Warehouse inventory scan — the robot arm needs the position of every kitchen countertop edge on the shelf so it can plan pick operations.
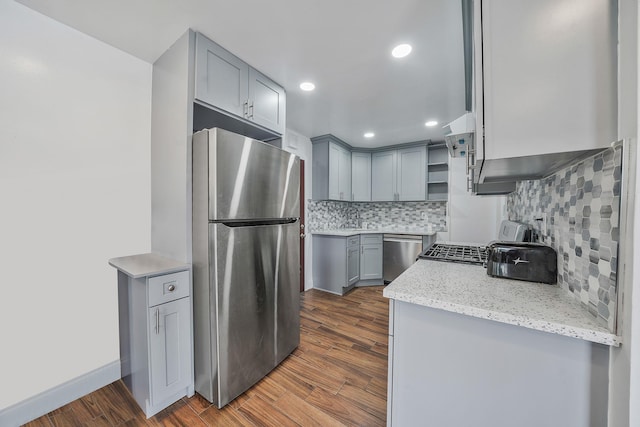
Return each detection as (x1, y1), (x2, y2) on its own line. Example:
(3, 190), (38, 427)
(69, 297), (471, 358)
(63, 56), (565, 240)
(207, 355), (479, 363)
(312, 229), (438, 237)
(383, 260), (621, 347)
(109, 253), (191, 279)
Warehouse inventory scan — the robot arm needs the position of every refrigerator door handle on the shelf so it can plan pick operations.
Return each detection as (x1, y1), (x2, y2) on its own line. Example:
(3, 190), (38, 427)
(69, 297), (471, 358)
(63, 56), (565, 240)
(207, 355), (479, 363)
(217, 218), (298, 228)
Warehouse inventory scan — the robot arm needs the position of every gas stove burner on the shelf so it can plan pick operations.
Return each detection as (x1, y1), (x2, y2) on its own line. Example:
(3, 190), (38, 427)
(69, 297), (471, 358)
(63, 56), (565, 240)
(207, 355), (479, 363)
(419, 243), (488, 265)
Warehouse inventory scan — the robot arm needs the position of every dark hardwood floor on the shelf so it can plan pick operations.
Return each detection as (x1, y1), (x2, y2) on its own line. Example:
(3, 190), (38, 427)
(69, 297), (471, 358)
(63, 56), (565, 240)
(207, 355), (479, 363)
(24, 287), (389, 426)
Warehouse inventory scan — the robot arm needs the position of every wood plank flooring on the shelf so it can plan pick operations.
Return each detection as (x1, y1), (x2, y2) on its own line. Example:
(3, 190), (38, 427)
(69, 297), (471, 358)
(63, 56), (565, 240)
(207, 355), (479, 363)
(24, 286), (389, 427)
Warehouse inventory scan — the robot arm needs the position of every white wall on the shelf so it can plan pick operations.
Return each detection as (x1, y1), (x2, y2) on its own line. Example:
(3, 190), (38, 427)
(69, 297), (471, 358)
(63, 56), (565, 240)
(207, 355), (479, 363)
(0, 1), (152, 410)
(608, 0), (639, 425)
(447, 156), (506, 243)
(283, 128), (314, 290)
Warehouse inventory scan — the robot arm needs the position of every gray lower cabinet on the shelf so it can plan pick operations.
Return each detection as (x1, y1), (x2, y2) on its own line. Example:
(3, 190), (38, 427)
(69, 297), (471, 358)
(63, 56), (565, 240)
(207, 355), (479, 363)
(387, 299), (609, 427)
(313, 235), (360, 295)
(359, 234), (383, 282)
(195, 32), (285, 135)
(347, 243), (360, 285)
(115, 267), (194, 418)
(148, 296), (192, 408)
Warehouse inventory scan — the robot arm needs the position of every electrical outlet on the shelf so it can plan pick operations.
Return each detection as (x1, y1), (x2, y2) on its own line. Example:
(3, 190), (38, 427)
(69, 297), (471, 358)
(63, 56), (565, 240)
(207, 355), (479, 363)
(421, 212), (428, 220)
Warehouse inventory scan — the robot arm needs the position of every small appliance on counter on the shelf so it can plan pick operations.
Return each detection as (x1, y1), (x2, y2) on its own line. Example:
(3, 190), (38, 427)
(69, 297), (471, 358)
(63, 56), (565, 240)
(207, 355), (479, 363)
(418, 219), (559, 285)
(497, 220), (530, 242)
(485, 242), (558, 284)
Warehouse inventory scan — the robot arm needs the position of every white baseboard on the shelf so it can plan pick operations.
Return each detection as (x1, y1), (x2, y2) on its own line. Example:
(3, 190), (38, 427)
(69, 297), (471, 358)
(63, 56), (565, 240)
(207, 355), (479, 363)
(0, 360), (120, 427)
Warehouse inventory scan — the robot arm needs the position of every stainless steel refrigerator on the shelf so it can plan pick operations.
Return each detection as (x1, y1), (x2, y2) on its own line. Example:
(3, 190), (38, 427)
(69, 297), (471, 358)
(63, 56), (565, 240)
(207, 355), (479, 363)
(191, 128), (300, 407)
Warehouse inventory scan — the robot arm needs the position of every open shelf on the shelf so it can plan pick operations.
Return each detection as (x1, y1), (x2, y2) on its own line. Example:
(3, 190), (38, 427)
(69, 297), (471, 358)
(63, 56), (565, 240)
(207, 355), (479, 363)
(427, 143), (450, 202)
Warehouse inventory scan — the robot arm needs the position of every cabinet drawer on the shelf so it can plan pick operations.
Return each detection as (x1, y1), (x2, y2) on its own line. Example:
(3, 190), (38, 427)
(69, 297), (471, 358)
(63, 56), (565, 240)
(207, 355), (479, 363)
(347, 236), (360, 247)
(148, 270), (190, 307)
(360, 234), (382, 245)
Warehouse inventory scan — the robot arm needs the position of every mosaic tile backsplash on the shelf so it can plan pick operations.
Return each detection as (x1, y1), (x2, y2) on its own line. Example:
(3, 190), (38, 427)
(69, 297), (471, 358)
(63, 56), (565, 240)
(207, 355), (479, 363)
(307, 200), (447, 232)
(507, 146), (622, 331)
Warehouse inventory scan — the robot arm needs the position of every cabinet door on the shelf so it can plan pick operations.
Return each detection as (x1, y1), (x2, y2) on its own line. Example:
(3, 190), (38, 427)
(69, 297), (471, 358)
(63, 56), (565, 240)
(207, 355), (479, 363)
(347, 246), (360, 286)
(481, 0), (616, 160)
(371, 150), (397, 201)
(328, 143), (342, 200)
(195, 33), (249, 118)
(248, 68), (286, 134)
(352, 152), (371, 201)
(397, 146), (426, 201)
(339, 148), (352, 201)
(360, 243), (383, 280)
(148, 297), (192, 406)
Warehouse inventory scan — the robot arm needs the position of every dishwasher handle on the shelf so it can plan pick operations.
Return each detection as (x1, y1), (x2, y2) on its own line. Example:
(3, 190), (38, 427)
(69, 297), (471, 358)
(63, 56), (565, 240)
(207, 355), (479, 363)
(383, 234), (423, 242)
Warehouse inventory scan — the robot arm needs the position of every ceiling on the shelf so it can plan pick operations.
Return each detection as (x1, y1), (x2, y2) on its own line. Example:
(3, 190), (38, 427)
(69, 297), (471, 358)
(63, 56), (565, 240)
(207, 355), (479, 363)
(16, 0), (466, 148)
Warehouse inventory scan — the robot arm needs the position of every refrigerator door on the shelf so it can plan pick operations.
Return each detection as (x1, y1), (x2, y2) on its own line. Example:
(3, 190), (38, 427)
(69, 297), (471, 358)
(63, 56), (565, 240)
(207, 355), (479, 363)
(203, 128), (300, 221)
(210, 220), (300, 407)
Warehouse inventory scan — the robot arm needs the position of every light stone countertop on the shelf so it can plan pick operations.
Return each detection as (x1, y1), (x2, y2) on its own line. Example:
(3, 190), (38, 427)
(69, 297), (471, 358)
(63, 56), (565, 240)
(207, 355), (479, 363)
(109, 253), (190, 278)
(383, 259), (621, 346)
(312, 228), (438, 237)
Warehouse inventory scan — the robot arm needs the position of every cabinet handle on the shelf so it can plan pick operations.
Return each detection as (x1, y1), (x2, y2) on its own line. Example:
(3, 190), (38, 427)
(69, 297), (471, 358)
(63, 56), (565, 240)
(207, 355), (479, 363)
(248, 100), (254, 119)
(243, 101), (249, 118)
(167, 284), (175, 292)
(155, 308), (160, 334)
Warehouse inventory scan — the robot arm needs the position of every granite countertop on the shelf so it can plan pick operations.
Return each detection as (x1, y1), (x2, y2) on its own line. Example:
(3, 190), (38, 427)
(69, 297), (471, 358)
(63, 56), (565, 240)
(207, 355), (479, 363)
(312, 228), (437, 236)
(383, 259), (620, 346)
(109, 253), (190, 278)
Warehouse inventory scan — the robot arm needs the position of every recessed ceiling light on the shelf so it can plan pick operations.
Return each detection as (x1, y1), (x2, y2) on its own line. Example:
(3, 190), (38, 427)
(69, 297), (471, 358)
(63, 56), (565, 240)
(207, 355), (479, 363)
(364, 132), (375, 138)
(300, 82), (315, 91)
(425, 120), (438, 127)
(391, 44), (412, 58)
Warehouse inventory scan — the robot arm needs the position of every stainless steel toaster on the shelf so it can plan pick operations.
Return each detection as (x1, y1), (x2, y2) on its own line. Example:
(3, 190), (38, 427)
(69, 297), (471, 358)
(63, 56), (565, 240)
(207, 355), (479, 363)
(485, 241), (558, 284)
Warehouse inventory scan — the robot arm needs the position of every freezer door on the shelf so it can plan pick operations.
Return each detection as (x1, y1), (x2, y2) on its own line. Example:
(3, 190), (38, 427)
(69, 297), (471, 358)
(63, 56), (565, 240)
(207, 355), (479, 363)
(211, 220), (300, 407)
(203, 128), (300, 221)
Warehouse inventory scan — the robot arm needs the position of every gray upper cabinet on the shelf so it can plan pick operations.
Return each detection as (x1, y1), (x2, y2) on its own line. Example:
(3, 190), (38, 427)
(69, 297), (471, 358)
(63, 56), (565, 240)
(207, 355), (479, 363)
(372, 146), (426, 201)
(371, 150), (397, 201)
(352, 152), (372, 201)
(195, 34), (248, 118)
(195, 33), (286, 135)
(248, 68), (286, 134)
(312, 136), (352, 201)
(397, 146), (426, 200)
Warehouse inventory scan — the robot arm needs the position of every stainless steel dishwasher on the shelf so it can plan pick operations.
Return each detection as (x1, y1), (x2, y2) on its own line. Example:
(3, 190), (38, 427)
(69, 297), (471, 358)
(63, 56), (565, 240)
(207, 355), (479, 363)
(383, 234), (436, 283)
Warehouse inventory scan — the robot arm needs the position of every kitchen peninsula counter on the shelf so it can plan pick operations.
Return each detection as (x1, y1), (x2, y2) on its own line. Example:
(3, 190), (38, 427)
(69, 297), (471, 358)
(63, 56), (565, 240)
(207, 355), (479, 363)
(383, 259), (619, 346)
(312, 228), (437, 237)
(384, 259), (614, 427)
